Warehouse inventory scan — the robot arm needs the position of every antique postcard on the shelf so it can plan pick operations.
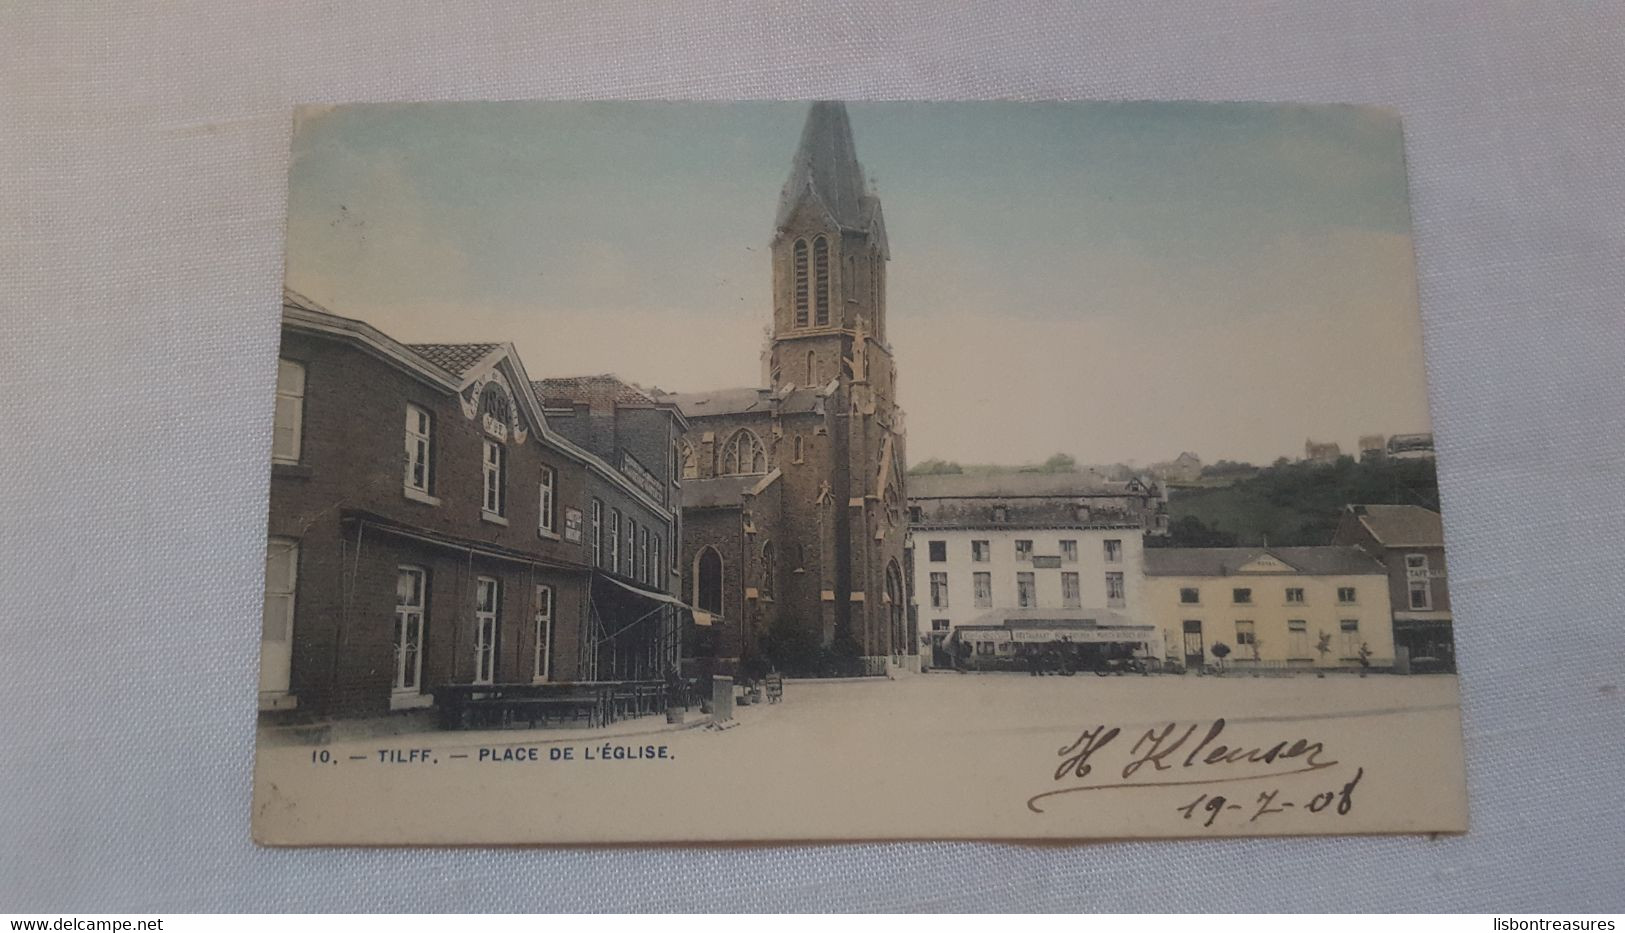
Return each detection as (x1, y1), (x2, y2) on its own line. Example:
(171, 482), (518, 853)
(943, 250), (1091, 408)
(252, 101), (1467, 844)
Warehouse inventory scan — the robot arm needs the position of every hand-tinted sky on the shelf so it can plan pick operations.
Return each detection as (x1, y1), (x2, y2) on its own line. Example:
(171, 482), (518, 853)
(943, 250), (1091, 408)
(284, 101), (1431, 466)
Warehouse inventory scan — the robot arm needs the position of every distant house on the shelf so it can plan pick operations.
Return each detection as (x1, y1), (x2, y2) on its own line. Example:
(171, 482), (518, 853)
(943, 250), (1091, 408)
(1151, 451), (1203, 484)
(1303, 439), (1342, 464)
(1385, 433), (1436, 461)
(1358, 434), (1387, 463)
(1333, 504), (1454, 672)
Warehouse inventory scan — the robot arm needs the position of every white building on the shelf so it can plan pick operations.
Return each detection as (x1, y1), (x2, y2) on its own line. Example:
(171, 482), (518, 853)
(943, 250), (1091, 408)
(906, 473), (1161, 670)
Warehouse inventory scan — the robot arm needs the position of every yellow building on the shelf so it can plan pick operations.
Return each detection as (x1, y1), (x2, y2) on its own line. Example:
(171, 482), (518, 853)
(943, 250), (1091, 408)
(1144, 547), (1395, 672)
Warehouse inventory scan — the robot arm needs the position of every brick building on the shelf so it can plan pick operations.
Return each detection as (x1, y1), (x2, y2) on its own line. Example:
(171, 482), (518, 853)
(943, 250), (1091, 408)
(655, 102), (910, 674)
(1333, 503), (1454, 672)
(261, 294), (683, 719)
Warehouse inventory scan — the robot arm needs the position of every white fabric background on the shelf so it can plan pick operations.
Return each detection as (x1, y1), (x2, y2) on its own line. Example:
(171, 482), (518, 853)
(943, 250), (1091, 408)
(3, 0), (1623, 913)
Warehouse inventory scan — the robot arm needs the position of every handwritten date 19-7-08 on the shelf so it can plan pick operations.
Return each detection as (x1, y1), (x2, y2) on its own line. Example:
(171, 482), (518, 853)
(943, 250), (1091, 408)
(1178, 767), (1364, 827)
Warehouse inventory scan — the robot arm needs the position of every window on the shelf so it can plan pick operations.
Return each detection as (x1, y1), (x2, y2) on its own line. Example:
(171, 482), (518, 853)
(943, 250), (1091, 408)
(1017, 572), (1037, 608)
(261, 537), (299, 702)
(608, 508), (621, 570)
(272, 358), (306, 464)
(1015, 539), (1033, 561)
(931, 619), (950, 632)
(679, 441), (698, 480)
(639, 526), (650, 584)
(992, 505), (1008, 523)
(1285, 587), (1305, 604)
(977, 641), (995, 656)
(760, 541), (775, 598)
(404, 404), (432, 493)
(1338, 586), (1357, 604)
(930, 572), (949, 609)
(908, 505), (922, 523)
(1106, 572), (1125, 607)
(537, 465), (555, 533)
(720, 429), (767, 475)
(973, 572), (992, 608)
(696, 547), (723, 614)
(1180, 587), (1200, 604)
(793, 239), (809, 327)
(1406, 554), (1432, 610)
(928, 540), (947, 562)
(793, 435), (804, 463)
(813, 236), (830, 326)
(393, 567), (427, 696)
(591, 499), (604, 567)
(1059, 540), (1078, 563)
(481, 440), (505, 517)
(651, 535), (662, 588)
(806, 350), (817, 385)
(1232, 587), (1253, 604)
(1234, 620), (1256, 647)
(477, 384), (511, 429)
(1061, 572), (1081, 608)
(474, 577), (500, 685)
(624, 516), (635, 577)
(971, 540), (990, 562)
(1104, 539), (1122, 563)
(532, 585), (553, 681)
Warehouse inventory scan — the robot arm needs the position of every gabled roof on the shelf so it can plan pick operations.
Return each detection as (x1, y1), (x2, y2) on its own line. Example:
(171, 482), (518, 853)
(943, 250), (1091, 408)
(406, 343), (504, 379)
(659, 386), (772, 418)
(1348, 504), (1445, 547)
(533, 374), (659, 408)
(280, 290), (675, 521)
(1144, 546), (1386, 577)
(907, 471), (1154, 500)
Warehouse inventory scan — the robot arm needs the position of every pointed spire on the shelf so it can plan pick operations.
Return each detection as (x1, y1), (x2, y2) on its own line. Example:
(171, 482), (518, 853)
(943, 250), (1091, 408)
(776, 101), (870, 231)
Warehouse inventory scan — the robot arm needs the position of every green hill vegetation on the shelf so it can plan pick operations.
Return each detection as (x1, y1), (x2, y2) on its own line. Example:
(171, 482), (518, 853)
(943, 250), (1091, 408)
(1160, 456), (1439, 548)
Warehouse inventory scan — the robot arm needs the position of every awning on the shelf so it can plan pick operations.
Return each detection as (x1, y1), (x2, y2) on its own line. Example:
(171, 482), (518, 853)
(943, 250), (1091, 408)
(1394, 611), (1454, 623)
(595, 571), (699, 611)
(1009, 626), (1155, 644)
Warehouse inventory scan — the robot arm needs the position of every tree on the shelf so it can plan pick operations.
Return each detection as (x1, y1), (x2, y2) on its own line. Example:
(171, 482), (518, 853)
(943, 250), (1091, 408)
(909, 458), (963, 475)
(1042, 452), (1077, 473)
(1210, 641), (1231, 673)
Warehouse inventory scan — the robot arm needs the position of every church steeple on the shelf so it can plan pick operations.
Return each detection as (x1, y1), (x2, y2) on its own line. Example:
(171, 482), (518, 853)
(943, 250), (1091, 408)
(776, 101), (870, 233)
(769, 102), (890, 356)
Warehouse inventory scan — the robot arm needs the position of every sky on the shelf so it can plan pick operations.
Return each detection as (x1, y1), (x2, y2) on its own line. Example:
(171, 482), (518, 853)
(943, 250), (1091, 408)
(283, 101), (1432, 467)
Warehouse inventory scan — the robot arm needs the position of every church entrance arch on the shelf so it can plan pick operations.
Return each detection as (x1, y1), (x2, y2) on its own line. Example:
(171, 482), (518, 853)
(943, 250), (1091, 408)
(885, 559), (906, 659)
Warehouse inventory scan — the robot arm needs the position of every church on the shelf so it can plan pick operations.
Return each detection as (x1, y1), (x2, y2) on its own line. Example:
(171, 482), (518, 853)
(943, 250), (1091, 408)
(656, 102), (912, 676)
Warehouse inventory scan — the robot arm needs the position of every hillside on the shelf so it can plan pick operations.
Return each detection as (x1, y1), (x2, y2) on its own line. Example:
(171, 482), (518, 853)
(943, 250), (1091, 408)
(1161, 457), (1440, 547)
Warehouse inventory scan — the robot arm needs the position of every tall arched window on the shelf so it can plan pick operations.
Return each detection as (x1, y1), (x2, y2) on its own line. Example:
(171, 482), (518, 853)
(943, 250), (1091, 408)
(760, 541), (775, 599)
(720, 429), (767, 475)
(678, 440), (698, 480)
(696, 547), (723, 615)
(813, 236), (830, 326)
(806, 349), (816, 385)
(792, 239), (809, 327)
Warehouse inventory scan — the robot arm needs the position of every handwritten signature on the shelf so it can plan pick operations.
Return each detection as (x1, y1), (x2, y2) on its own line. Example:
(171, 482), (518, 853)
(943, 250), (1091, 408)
(1027, 717), (1360, 822)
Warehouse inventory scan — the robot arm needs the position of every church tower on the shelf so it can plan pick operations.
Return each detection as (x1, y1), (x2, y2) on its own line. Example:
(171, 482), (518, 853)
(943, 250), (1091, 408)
(768, 102), (909, 660)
